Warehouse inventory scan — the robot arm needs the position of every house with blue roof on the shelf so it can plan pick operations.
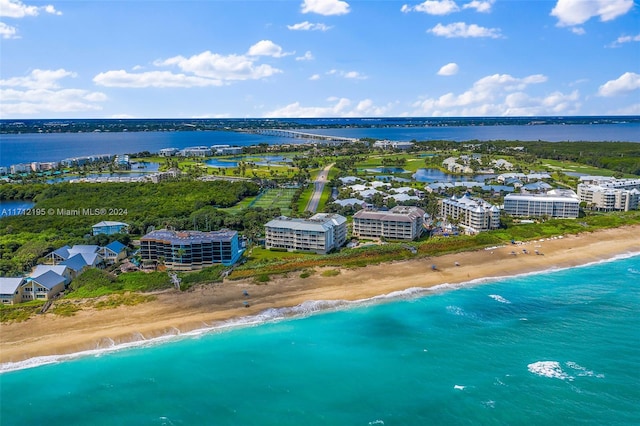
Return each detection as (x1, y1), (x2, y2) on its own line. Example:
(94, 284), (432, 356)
(522, 181), (553, 193)
(23, 271), (66, 301)
(0, 277), (26, 305)
(92, 221), (129, 236)
(60, 254), (91, 278)
(30, 265), (72, 285)
(100, 241), (128, 264)
(46, 245), (71, 264)
(45, 244), (102, 265)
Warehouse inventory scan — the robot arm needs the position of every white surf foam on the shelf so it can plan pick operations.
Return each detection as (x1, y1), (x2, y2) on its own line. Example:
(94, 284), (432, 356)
(488, 294), (511, 304)
(566, 361), (605, 378)
(527, 361), (573, 380)
(454, 385), (466, 390)
(5, 252), (638, 373)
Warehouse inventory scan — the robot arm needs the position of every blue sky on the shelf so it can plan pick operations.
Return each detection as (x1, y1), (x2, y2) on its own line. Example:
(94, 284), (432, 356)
(1, 0), (639, 118)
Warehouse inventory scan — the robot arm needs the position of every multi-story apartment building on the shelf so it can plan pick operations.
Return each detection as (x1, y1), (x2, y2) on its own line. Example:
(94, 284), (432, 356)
(140, 229), (242, 269)
(439, 195), (501, 233)
(264, 213), (347, 254)
(503, 189), (580, 218)
(352, 206), (425, 241)
(577, 178), (640, 212)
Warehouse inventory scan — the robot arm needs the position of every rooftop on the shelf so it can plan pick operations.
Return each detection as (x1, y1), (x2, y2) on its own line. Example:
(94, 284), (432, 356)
(141, 229), (238, 244)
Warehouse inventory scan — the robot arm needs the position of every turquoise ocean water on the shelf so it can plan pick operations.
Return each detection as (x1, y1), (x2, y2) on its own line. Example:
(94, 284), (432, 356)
(1, 255), (639, 425)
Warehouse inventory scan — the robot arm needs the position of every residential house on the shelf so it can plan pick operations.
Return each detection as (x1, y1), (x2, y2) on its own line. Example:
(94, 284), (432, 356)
(46, 245), (102, 265)
(30, 265), (72, 285)
(22, 271), (66, 301)
(92, 221), (129, 236)
(491, 159), (514, 170)
(159, 147), (179, 157)
(0, 277), (25, 305)
(100, 241), (128, 264)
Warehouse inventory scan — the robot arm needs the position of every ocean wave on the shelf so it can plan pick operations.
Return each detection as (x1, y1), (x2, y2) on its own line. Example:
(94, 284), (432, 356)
(458, 251), (640, 287)
(628, 268), (640, 275)
(488, 294), (511, 304)
(566, 361), (605, 378)
(528, 361), (573, 380)
(4, 252), (638, 374)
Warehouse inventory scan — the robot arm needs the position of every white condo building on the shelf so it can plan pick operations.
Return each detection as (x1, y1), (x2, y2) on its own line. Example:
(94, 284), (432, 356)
(503, 189), (580, 218)
(439, 195), (501, 233)
(264, 213), (347, 254)
(577, 177), (640, 212)
(352, 206), (425, 241)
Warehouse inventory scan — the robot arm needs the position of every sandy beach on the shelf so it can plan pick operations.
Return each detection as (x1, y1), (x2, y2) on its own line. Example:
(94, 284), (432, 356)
(2, 225), (639, 366)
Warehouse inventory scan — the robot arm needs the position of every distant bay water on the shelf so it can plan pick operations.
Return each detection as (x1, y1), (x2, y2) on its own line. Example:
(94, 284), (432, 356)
(1, 255), (639, 425)
(1, 122), (639, 167)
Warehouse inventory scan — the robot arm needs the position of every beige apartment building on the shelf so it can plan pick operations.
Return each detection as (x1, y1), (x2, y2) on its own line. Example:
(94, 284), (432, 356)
(264, 213), (347, 254)
(352, 206), (425, 241)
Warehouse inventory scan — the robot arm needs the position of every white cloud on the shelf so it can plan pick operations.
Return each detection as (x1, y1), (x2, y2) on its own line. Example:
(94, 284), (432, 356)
(607, 33), (640, 48)
(43, 4), (61, 15)
(570, 27), (585, 35)
(0, 21), (18, 38)
(410, 73), (577, 116)
(428, 22), (503, 38)
(309, 74), (321, 80)
(95, 45), (284, 89)
(0, 69), (106, 116)
(462, 0), (495, 13)
(437, 62), (459, 76)
(156, 50), (282, 81)
(296, 51), (314, 61)
(93, 70), (224, 88)
(265, 97), (391, 117)
(0, 0), (61, 18)
(301, 0), (350, 16)
(0, 68), (76, 89)
(325, 69), (367, 79)
(598, 72), (640, 97)
(247, 40), (292, 58)
(401, 0), (459, 15)
(609, 103), (640, 115)
(344, 71), (366, 79)
(550, 0), (633, 27)
(287, 21), (332, 31)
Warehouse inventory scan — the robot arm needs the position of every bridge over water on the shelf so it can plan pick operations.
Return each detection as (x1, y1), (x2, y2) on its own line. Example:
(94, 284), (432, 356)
(249, 128), (358, 143)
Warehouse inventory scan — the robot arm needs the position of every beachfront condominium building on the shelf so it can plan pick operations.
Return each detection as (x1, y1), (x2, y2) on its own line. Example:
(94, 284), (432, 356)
(577, 178), (640, 212)
(439, 195), (501, 233)
(352, 206), (425, 241)
(503, 189), (580, 218)
(264, 213), (347, 254)
(577, 184), (639, 212)
(140, 229), (243, 270)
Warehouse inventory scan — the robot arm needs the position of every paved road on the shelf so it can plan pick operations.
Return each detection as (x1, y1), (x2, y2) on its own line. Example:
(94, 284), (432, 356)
(305, 163), (334, 213)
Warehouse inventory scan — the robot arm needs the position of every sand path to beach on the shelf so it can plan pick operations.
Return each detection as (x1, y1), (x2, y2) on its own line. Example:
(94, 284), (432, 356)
(2, 225), (639, 365)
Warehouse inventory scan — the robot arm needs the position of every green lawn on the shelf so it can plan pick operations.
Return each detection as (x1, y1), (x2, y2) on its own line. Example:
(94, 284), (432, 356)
(251, 188), (297, 216)
(539, 158), (631, 176)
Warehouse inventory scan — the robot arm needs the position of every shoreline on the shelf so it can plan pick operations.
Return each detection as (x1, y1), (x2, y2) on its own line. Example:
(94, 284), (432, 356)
(2, 225), (640, 371)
